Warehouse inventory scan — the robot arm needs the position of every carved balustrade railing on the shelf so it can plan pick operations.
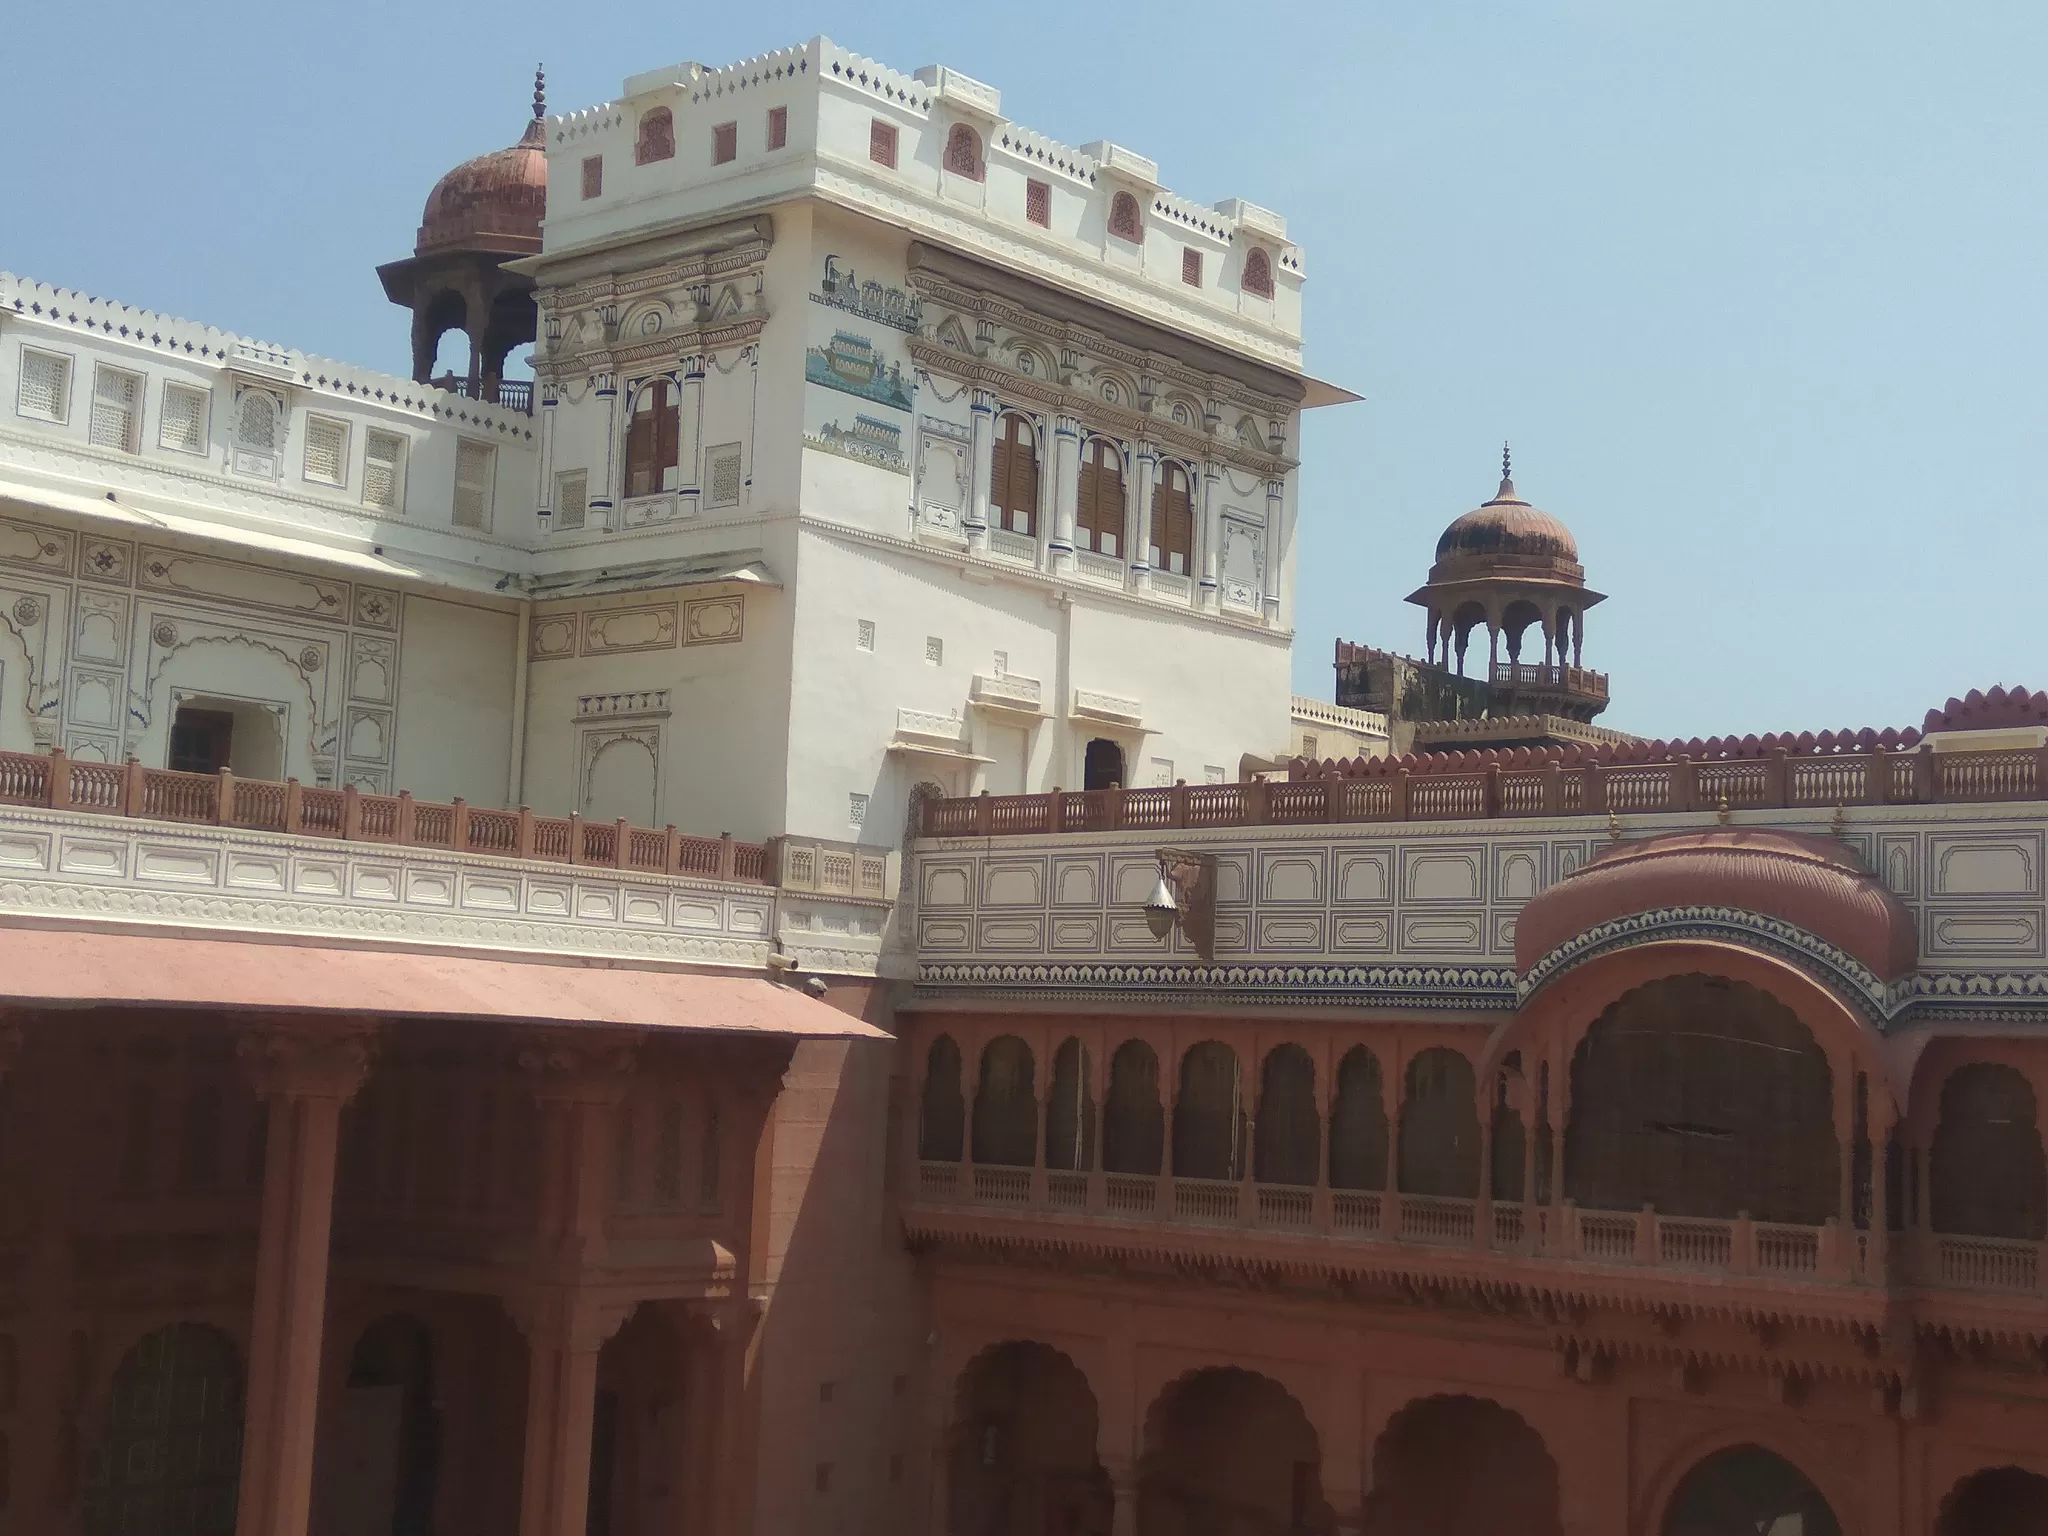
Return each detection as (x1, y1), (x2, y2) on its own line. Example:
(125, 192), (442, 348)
(917, 742), (2048, 839)
(0, 747), (768, 883)
(910, 1162), (2048, 1298)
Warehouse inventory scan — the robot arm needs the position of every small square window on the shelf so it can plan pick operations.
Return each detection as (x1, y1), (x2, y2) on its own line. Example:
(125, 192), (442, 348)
(159, 382), (209, 453)
(848, 793), (868, 828)
(924, 636), (943, 665)
(303, 415), (348, 486)
(1150, 758), (1175, 787)
(363, 429), (407, 511)
(1025, 179), (1050, 228)
(767, 105), (788, 150)
(869, 118), (898, 169)
(1205, 764), (1227, 784)
(1182, 248), (1203, 287)
(992, 650), (1008, 676)
(1301, 734), (1319, 760)
(553, 469), (588, 531)
(581, 156), (603, 199)
(712, 121), (737, 165)
(17, 348), (72, 424)
(856, 619), (876, 652)
(89, 366), (142, 454)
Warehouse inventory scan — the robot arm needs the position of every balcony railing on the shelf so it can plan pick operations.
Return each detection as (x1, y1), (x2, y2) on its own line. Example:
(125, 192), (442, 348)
(1490, 662), (1610, 703)
(909, 1165), (2048, 1299)
(916, 741), (2048, 838)
(429, 374), (533, 414)
(0, 749), (767, 882)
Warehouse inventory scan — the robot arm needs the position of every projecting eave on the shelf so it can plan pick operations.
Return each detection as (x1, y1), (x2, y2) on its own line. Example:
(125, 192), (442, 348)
(1302, 376), (1362, 410)
(1403, 580), (1608, 608)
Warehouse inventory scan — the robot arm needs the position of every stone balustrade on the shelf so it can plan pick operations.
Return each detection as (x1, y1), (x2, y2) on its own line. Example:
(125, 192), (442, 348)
(0, 747), (766, 882)
(909, 1162), (2048, 1302)
(918, 740), (2046, 837)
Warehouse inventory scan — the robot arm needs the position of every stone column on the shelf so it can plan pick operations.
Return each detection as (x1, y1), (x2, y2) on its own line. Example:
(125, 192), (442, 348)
(1049, 415), (1081, 571)
(235, 1017), (377, 1536)
(966, 388), (996, 552)
(512, 1296), (632, 1536)
(591, 372), (619, 522)
(1262, 478), (1285, 624)
(1129, 445), (1157, 587)
(1474, 1090), (1495, 1251)
(1197, 461), (1222, 609)
(702, 1297), (766, 1536)
(510, 1030), (638, 1536)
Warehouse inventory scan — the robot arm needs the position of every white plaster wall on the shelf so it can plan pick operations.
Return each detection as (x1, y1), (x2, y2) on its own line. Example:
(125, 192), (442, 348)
(516, 567), (797, 841)
(391, 594), (518, 807)
(781, 526), (1289, 843)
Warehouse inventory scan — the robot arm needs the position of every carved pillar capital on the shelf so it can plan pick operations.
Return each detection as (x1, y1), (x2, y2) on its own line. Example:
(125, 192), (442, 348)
(503, 1290), (637, 1353)
(236, 1016), (377, 1102)
(515, 1028), (640, 1105)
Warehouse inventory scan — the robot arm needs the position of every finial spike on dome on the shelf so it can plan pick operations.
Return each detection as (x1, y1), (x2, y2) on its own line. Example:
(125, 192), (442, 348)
(1495, 440), (1516, 501)
(533, 63), (546, 121)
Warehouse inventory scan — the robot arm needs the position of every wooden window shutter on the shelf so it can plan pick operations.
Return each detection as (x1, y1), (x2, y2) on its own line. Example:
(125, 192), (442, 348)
(654, 382), (680, 486)
(625, 382), (662, 498)
(1154, 464), (1193, 574)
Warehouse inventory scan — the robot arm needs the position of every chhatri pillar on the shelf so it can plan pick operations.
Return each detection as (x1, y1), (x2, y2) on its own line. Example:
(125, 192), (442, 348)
(234, 1015), (378, 1536)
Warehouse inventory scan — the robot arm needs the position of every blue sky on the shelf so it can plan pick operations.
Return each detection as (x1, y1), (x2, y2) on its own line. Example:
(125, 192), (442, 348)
(6, 2), (2041, 740)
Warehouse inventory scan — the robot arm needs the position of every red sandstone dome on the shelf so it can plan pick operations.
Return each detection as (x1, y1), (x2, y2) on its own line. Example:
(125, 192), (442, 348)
(1514, 827), (1918, 981)
(416, 115), (547, 256)
(1432, 477), (1580, 567)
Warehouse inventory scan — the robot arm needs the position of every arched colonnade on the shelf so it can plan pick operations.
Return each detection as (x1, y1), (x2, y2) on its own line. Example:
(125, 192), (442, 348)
(930, 1335), (1920, 1534)
(918, 952), (2048, 1256)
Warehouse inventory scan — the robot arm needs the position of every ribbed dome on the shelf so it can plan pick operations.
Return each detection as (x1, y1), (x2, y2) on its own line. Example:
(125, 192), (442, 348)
(416, 116), (547, 256)
(1515, 828), (1918, 983)
(1435, 476), (1579, 564)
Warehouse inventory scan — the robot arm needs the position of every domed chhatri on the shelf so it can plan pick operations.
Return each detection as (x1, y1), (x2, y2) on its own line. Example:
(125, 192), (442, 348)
(416, 116), (548, 256)
(376, 67), (549, 405)
(1432, 472), (1580, 570)
(1403, 446), (1609, 722)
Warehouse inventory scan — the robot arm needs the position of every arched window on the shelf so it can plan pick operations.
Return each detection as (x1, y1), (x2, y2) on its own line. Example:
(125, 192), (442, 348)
(1173, 1042), (1245, 1181)
(1045, 1038), (1095, 1172)
(1931, 1063), (2046, 1239)
(1242, 247), (1274, 299)
(1103, 1040), (1163, 1174)
(1398, 1048), (1478, 1198)
(1254, 1045), (1318, 1187)
(624, 379), (681, 498)
(1075, 438), (1124, 557)
(943, 123), (984, 180)
(990, 413), (1039, 536)
(636, 107), (675, 165)
(919, 1036), (965, 1162)
(1329, 1047), (1388, 1190)
(1150, 461), (1195, 575)
(1108, 191), (1142, 244)
(1564, 975), (1837, 1224)
(972, 1037), (1037, 1167)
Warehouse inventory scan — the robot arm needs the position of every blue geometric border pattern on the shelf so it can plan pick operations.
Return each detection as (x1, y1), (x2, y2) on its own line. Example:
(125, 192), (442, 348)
(915, 960), (1520, 1010)
(1516, 903), (1904, 1020)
